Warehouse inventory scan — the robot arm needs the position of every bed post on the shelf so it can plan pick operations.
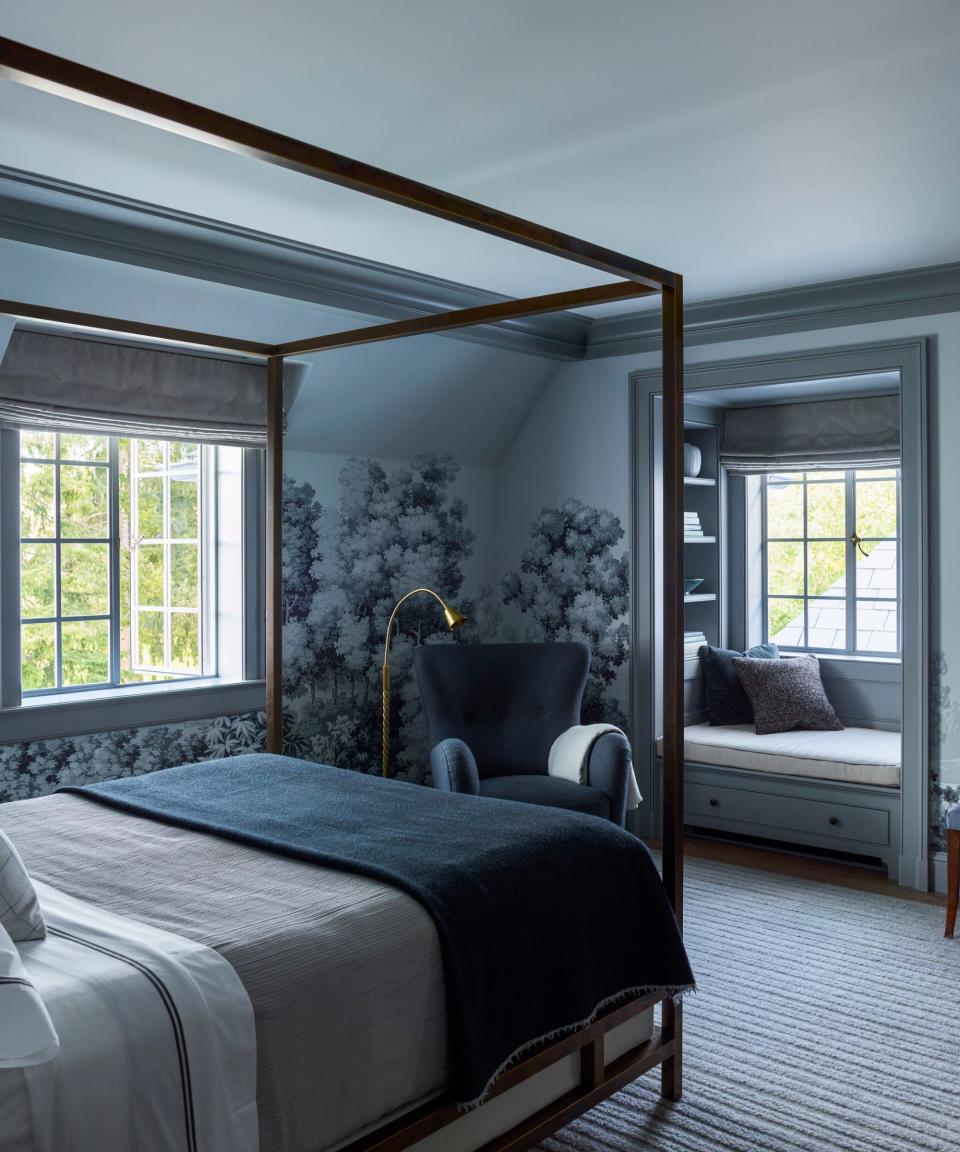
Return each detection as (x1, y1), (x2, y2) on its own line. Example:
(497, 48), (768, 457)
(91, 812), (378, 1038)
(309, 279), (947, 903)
(266, 355), (284, 755)
(660, 277), (684, 1102)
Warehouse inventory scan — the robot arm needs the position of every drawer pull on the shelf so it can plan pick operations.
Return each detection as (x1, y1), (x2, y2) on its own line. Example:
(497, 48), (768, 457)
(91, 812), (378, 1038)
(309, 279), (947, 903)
(709, 797), (719, 807)
(829, 816), (840, 826)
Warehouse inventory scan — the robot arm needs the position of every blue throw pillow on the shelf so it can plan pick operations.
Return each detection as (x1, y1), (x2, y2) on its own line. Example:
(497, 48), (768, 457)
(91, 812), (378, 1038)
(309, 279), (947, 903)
(700, 643), (779, 726)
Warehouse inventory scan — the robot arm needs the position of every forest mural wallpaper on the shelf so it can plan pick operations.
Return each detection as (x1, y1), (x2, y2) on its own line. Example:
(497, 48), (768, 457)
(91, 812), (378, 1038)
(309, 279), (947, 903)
(0, 711), (264, 803)
(0, 449), (632, 798)
(281, 452), (630, 784)
(930, 650), (960, 853)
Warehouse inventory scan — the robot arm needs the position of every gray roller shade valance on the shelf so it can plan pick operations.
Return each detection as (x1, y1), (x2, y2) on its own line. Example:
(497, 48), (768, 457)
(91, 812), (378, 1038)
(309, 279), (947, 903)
(0, 330), (269, 447)
(720, 393), (900, 474)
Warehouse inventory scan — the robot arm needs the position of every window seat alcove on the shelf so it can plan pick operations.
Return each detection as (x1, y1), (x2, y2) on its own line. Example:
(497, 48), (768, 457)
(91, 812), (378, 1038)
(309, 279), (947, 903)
(657, 716), (903, 876)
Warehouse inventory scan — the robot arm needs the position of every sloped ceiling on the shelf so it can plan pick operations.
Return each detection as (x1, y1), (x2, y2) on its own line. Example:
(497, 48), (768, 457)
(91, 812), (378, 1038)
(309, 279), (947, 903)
(285, 339), (556, 463)
(0, 237), (556, 464)
(2, 0), (960, 309)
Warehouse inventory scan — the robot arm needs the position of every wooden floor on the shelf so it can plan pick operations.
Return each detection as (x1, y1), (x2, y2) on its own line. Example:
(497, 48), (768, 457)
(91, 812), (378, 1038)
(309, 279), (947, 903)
(648, 832), (946, 907)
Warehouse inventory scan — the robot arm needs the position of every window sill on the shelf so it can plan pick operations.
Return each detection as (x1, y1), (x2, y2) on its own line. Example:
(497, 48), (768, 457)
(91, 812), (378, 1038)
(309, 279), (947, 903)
(814, 652), (901, 666)
(0, 678), (266, 746)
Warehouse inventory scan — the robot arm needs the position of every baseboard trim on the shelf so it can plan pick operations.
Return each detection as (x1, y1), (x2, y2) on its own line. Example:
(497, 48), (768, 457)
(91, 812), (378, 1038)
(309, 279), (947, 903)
(898, 853), (929, 891)
(931, 851), (948, 894)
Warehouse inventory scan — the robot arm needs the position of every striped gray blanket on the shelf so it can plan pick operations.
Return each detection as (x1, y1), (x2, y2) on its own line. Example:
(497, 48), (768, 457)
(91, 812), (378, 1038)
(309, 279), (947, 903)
(0, 793), (448, 1152)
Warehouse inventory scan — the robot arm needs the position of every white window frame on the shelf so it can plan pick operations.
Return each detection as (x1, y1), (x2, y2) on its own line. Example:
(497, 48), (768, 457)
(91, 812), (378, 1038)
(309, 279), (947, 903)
(0, 427), (266, 741)
(760, 466), (901, 658)
(128, 438), (213, 682)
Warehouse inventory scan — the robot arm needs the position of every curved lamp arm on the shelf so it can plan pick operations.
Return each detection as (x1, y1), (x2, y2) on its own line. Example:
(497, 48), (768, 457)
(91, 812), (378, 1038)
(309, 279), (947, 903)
(382, 588), (464, 778)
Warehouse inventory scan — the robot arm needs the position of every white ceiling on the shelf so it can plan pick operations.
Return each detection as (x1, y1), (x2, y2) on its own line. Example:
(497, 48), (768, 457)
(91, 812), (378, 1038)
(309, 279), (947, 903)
(3, 0), (960, 313)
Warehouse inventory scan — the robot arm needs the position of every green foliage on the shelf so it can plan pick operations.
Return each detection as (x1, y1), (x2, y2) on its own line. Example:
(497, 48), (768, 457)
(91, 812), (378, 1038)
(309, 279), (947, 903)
(21, 623), (55, 691)
(856, 479), (897, 538)
(768, 598), (801, 638)
(20, 543), (55, 617)
(19, 432), (204, 692)
(20, 462), (55, 537)
(61, 619), (109, 685)
(60, 464), (108, 537)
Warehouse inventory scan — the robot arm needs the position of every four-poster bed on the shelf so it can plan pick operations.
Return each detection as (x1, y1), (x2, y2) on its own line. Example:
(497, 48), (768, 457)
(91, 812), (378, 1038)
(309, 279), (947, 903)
(0, 34), (687, 1152)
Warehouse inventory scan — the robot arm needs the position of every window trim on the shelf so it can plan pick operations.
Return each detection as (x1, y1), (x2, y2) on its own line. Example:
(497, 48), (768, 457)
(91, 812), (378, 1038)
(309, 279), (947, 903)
(2, 676), (267, 745)
(0, 428), (266, 741)
(760, 467), (901, 658)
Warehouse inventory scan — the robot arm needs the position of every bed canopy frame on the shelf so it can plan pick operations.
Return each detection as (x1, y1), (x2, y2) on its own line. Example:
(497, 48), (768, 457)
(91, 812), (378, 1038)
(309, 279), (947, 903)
(0, 35), (687, 1147)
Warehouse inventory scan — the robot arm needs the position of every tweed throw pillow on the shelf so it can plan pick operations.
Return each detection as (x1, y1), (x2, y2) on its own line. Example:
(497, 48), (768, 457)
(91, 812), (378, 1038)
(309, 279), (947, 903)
(732, 655), (844, 735)
(0, 828), (46, 941)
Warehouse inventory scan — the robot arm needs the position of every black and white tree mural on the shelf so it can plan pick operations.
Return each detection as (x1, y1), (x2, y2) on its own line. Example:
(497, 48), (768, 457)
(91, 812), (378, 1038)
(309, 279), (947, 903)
(282, 453), (490, 780)
(501, 498), (630, 729)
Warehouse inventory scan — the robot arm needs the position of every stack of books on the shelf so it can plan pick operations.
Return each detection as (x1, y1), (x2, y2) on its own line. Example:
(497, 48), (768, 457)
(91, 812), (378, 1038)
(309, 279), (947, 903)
(684, 631), (707, 659)
(684, 511), (704, 538)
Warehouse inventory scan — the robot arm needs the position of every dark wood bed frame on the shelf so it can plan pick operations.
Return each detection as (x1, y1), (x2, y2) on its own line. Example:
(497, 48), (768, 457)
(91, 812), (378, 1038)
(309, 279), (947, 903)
(0, 35), (687, 1150)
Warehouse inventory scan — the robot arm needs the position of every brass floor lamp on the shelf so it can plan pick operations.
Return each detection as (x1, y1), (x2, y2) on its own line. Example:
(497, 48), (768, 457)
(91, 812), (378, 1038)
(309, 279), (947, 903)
(382, 588), (464, 778)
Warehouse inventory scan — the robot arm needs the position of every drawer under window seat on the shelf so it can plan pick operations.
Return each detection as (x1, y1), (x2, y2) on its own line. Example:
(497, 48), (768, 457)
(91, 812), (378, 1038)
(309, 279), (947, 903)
(657, 723), (901, 788)
(656, 723), (902, 875)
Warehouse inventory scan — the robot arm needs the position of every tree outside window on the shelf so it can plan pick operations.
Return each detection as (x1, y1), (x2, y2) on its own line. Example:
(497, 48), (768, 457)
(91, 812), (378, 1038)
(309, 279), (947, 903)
(19, 430), (207, 695)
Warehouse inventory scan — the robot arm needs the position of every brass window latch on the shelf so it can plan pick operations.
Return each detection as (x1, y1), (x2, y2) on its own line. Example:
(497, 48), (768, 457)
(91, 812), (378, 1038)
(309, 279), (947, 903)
(850, 532), (868, 557)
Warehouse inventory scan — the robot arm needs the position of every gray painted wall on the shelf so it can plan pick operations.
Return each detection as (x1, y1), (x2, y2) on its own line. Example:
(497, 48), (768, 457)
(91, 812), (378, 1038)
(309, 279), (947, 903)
(514, 309), (955, 882)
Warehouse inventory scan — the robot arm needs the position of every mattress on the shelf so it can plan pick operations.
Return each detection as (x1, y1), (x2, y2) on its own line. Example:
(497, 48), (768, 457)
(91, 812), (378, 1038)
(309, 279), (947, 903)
(657, 723), (901, 787)
(0, 793), (448, 1152)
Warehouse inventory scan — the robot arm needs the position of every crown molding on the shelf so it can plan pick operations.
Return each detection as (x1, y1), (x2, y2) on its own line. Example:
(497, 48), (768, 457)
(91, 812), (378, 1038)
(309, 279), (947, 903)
(3, 167), (960, 364)
(0, 166), (590, 361)
(586, 260), (960, 358)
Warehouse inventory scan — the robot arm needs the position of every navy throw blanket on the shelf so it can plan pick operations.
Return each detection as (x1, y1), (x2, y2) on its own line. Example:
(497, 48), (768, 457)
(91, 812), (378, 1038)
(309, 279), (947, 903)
(64, 754), (693, 1105)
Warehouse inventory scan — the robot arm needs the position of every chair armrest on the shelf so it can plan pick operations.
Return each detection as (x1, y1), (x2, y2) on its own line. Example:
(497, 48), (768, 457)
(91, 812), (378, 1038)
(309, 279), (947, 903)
(586, 731), (634, 828)
(430, 739), (481, 795)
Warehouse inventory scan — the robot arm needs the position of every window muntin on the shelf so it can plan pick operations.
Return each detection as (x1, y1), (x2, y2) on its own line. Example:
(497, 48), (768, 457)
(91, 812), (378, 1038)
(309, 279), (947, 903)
(19, 431), (212, 696)
(128, 439), (203, 679)
(762, 467), (900, 657)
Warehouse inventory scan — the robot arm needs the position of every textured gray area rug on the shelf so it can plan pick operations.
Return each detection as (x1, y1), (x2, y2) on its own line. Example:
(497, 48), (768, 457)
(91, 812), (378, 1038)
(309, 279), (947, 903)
(540, 855), (959, 1152)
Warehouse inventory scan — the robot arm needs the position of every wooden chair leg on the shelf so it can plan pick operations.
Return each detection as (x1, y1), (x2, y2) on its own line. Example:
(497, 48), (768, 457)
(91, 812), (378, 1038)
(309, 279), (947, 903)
(660, 999), (682, 1100)
(946, 830), (960, 938)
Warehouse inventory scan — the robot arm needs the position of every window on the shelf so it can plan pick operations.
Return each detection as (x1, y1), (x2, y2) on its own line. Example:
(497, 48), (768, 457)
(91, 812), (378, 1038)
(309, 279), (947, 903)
(18, 431), (213, 695)
(4, 425), (264, 725)
(762, 467), (900, 657)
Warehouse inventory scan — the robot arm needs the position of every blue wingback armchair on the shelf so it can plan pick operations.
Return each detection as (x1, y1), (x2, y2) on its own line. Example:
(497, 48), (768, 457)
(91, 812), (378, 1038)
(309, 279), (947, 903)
(414, 642), (634, 827)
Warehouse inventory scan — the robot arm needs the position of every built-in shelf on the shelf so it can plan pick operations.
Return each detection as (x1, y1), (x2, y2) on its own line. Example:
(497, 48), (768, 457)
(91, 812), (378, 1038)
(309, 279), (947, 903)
(684, 476), (716, 487)
(684, 593), (717, 603)
(684, 535), (716, 544)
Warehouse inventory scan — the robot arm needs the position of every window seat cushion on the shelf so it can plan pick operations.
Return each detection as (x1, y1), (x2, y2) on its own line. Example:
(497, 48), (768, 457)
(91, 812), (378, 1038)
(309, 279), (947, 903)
(657, 723), (900, 788)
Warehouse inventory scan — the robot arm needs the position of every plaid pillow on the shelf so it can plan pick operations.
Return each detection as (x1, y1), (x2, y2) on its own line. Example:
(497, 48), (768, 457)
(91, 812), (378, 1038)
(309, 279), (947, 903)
(0, 828), (45, 942)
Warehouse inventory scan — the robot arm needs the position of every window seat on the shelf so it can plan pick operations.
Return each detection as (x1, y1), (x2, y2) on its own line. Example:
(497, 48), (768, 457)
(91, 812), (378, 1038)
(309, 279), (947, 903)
(657, 723), (901, 788)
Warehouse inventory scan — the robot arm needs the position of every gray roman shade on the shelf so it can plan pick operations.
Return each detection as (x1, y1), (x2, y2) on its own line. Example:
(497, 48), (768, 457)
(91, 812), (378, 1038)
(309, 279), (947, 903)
(720, 393), (900, 474)
(0, 331), (269, 447)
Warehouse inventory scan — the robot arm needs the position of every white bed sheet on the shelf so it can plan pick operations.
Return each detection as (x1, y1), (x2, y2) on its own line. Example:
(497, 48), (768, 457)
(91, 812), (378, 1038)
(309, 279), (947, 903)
(0, 880), (258, 1152)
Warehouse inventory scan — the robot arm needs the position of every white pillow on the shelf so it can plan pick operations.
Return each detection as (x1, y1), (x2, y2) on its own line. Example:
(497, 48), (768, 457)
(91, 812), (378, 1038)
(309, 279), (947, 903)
(0, 827), (46, 941)
(0, 919), (59, 1067)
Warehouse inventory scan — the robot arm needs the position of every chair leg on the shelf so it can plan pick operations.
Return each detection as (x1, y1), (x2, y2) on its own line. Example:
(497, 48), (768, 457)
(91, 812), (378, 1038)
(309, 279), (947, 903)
(946, 830), (960, 939)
